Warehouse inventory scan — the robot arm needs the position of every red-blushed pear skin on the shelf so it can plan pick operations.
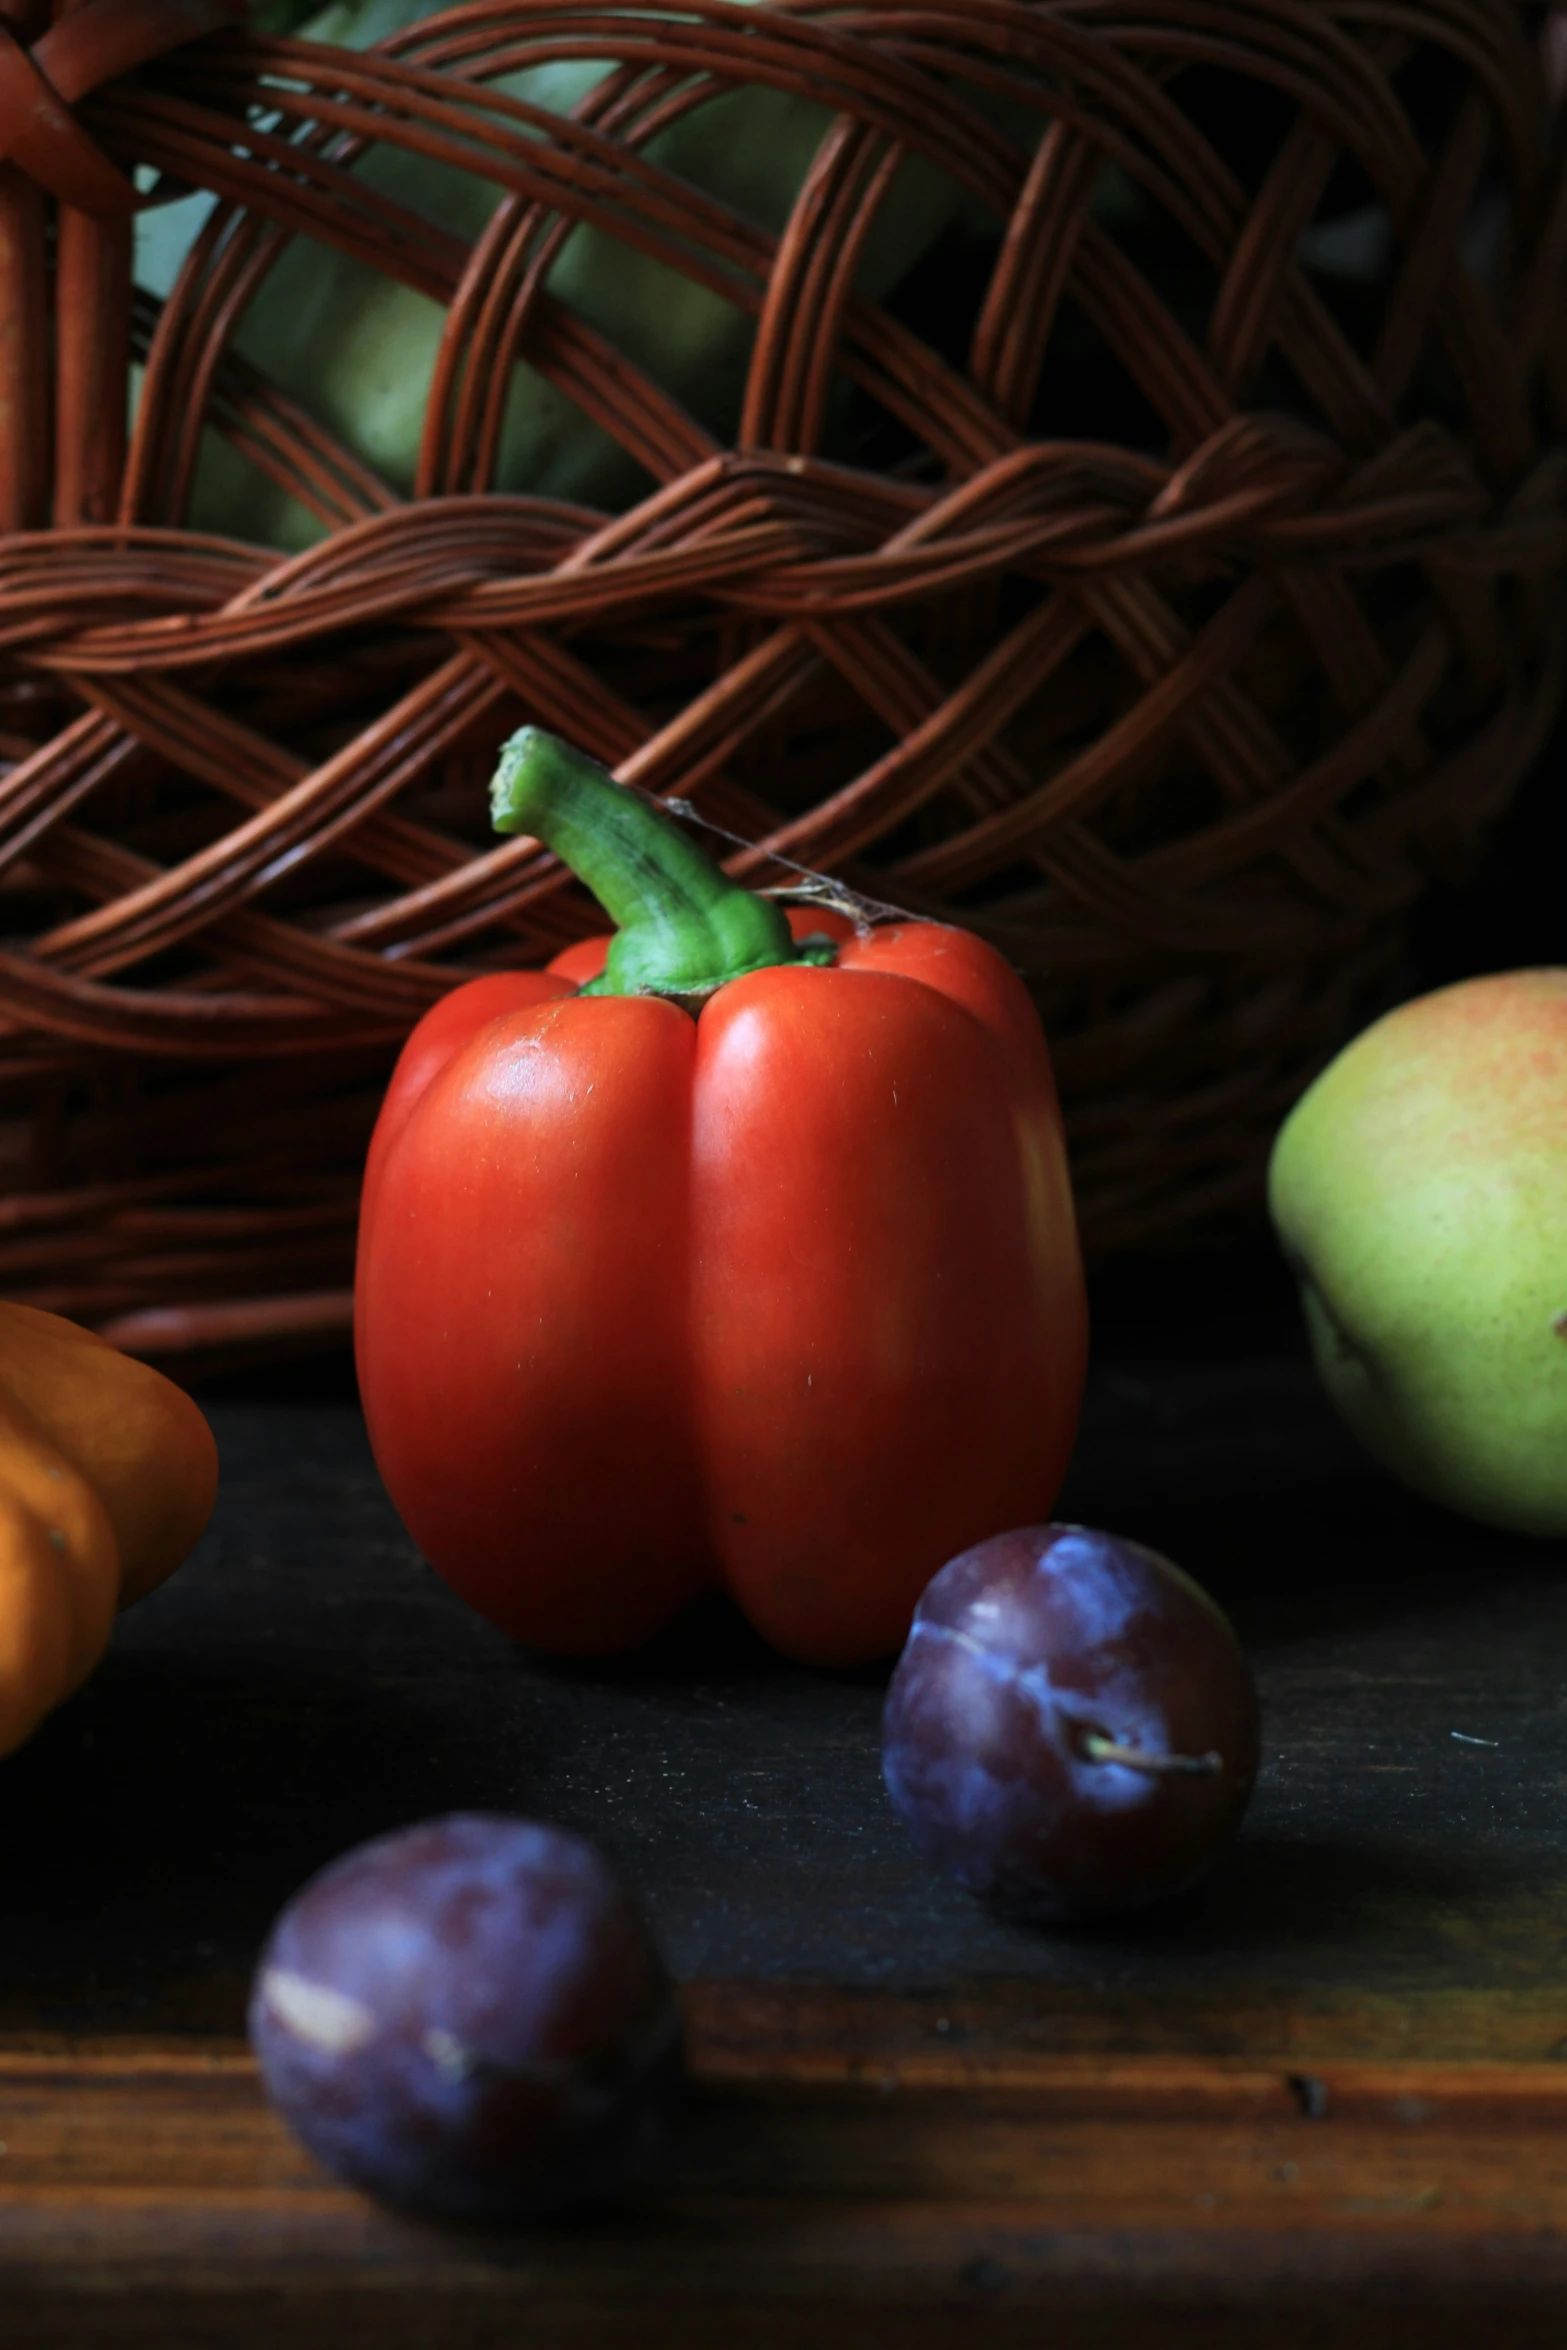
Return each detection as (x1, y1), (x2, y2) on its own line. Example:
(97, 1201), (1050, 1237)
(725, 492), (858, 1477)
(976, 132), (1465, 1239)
(1268, 968), (1567, 1534)
(355, 729), (1088, 1667)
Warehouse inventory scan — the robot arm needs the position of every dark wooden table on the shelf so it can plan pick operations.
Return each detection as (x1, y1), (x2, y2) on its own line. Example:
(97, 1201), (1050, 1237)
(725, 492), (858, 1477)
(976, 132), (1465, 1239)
(3, 1250), (1566, 2344)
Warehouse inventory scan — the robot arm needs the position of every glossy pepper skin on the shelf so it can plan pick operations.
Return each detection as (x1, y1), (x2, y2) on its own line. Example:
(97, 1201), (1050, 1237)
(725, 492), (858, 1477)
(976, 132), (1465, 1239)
(355, 732), (1087, 1667)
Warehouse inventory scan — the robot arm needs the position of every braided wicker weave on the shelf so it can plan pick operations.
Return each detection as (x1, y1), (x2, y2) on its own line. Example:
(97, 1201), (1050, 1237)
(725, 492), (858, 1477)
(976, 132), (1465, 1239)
(0, 0), (1562, 1358)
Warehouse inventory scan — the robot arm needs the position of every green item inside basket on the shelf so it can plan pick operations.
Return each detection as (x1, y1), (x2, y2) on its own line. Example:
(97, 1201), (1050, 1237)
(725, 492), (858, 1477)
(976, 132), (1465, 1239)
(134, 0), (973, 549)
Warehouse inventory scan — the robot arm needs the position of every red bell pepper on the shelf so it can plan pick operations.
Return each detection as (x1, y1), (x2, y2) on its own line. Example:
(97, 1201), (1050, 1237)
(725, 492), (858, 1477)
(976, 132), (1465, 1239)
(355, 731), (1088, 1666)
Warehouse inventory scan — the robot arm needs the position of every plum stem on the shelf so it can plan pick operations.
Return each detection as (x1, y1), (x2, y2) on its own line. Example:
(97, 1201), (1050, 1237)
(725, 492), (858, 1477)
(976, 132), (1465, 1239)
(1077, 1731), (1223, 1777)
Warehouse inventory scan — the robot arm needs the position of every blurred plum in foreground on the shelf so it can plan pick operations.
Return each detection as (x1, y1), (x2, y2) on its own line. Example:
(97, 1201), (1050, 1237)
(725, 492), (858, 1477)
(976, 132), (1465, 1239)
(882, 1526), (1259, 1923)
(250, 1815), (681, 2220)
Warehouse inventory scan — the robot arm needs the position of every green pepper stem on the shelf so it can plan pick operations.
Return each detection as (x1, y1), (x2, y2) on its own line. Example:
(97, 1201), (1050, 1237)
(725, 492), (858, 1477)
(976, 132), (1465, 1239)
(490, 728), (830, 999)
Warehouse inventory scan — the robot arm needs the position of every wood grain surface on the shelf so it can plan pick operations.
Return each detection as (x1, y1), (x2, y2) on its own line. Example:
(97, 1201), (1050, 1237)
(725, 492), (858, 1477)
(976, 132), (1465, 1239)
(2, 1269), (1566, 2342)
(5, 2009), (1567, 2346)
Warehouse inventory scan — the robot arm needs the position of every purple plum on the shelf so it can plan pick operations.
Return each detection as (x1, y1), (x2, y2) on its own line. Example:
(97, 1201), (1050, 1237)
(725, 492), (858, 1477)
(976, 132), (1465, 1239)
(249, 1814), (681, 2219)
(882, 1525), (1260, 1921)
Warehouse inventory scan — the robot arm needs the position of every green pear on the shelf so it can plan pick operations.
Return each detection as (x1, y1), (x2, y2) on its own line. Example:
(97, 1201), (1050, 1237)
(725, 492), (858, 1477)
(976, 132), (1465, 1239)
(1268, 969), (1567, 1533)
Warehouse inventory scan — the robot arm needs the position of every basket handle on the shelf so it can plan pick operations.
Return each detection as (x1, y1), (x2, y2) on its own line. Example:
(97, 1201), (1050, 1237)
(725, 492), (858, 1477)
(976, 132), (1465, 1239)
(0, 0), (243, 528)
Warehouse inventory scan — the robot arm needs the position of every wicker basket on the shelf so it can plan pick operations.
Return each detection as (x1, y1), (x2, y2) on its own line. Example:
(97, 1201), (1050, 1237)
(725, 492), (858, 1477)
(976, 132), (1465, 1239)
(0, 0), (1562, 1361)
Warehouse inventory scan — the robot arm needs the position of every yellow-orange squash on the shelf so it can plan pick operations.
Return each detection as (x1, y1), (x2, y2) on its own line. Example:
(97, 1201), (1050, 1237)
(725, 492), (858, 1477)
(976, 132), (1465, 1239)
(0, 1304), (218, 1756)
